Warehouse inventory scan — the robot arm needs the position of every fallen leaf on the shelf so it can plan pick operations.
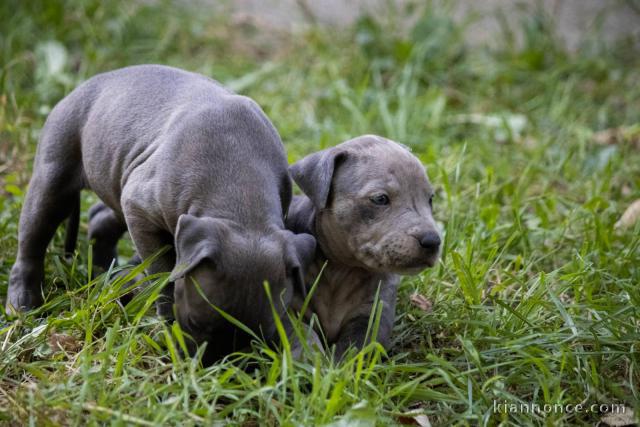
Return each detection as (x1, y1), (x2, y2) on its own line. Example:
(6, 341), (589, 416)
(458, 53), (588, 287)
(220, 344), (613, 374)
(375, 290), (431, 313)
(396, 415), (416, 425)
(594, 128), (620, 145)
(615, 199), (640, 229)
(600, 407), (635, 426)
(410, 293), (433, 312)
(593, 126), (640, 149)
(413, 415), (431, 427)
(49, 333), (82, 354)
(396, 413), (431, 426)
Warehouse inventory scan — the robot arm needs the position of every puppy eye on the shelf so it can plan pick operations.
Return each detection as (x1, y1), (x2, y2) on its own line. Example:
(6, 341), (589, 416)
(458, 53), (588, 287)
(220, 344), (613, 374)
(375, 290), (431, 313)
(429, 195), (433, 208)
(370, 194), (390, 205)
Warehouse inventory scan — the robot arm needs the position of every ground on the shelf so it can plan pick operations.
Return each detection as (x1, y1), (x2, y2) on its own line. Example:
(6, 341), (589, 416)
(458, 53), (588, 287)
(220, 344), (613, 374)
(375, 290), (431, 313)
(0, 1), (639, 425)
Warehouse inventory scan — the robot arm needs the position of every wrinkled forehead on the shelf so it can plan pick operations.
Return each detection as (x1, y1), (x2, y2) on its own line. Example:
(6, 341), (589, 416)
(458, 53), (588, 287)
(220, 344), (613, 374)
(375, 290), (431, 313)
(219, 231), (287, 272)
(335, 137), (432, 193)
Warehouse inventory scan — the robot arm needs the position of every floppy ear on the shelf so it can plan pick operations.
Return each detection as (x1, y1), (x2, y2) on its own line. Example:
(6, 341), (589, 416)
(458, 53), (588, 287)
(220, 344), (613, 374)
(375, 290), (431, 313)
(289, 148), (347, 209)
(285, 232), (316, 298)
(170, 214), (227, 281)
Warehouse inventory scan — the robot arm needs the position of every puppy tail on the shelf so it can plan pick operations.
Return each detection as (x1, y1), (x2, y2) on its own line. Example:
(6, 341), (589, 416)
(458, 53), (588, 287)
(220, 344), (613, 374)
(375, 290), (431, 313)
(64, 193), (80, 258)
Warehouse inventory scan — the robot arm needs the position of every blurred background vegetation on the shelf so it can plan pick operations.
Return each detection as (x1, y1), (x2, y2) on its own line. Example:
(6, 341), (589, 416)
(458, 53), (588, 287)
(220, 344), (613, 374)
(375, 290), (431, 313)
(0, 0), (639, 425)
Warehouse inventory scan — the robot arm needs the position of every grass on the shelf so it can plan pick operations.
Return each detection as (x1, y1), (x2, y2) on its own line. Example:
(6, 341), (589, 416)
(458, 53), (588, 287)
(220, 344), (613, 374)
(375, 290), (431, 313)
(1, 0), (639, 425)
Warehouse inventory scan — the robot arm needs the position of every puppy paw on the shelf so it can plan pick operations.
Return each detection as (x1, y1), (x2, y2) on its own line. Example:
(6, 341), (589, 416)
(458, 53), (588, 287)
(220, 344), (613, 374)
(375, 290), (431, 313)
(290, 328), (325, 361)
(6, 261), (44, 313)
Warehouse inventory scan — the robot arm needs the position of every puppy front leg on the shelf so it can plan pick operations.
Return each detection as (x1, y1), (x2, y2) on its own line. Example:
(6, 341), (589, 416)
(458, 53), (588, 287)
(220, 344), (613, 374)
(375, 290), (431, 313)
(334, 316), (373, 359)
(125, 213), (176, 320)
(333, 310), (394, 359)
(282, 315), (325, 360)
(333, 280), (398, 359)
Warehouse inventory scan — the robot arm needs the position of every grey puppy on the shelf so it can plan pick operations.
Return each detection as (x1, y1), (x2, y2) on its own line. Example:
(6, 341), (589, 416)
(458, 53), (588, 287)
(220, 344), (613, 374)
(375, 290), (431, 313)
(286, 135), (441, 358)
(6, 64), (315, 363)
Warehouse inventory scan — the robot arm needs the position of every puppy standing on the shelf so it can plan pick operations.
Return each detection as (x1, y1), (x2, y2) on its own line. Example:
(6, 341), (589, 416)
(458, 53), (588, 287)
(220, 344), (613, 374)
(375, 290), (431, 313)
(7, 65), (315, 363)
(287, 135), (441, 357)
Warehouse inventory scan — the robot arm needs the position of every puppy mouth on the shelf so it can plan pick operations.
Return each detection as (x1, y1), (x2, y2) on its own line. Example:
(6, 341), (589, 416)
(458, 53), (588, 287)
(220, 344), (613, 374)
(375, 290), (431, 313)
(358, 255), (438, 275)
(354, 241), (439, 274)
(394, 262), (434, 275)
(393, 254), (439, 275)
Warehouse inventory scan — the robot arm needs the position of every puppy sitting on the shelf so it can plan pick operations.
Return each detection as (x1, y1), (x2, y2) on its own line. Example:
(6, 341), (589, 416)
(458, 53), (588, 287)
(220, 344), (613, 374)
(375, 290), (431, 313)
(286, 135), (441, 358)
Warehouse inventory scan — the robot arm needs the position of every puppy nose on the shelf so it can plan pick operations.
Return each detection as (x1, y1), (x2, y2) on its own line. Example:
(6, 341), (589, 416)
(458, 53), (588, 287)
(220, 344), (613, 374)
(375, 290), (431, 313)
(419, 231), (441, 251)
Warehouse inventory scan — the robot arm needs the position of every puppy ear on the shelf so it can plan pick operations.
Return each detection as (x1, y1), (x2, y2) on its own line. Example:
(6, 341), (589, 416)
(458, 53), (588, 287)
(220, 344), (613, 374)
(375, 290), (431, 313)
(170, 214), (226, 281)
(289, 148), (347, 209)
(285, 232), (316, 298)
(291, 232), (316, 268)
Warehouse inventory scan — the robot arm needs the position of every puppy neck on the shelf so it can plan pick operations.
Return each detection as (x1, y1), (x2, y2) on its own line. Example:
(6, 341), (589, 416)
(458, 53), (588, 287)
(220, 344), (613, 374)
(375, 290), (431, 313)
(315, 210), (360, 266)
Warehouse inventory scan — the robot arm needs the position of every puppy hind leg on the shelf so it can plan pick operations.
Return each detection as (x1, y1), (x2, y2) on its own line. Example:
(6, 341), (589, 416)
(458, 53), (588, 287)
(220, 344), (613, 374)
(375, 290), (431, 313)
(64, 193), (80, 258)
(88, 202), (128, 273)
(7, 100), (87, 313)
(7, 171), (83, 312)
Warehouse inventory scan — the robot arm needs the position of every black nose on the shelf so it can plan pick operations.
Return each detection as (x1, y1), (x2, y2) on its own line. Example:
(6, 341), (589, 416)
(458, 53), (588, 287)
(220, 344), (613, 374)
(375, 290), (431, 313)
(419, 231), (441, 251)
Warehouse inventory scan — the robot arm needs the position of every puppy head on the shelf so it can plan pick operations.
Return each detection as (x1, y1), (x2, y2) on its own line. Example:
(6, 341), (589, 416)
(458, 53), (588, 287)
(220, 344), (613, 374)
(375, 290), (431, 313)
(170, 214), (316, 336)
(290, 135), (440, 275)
